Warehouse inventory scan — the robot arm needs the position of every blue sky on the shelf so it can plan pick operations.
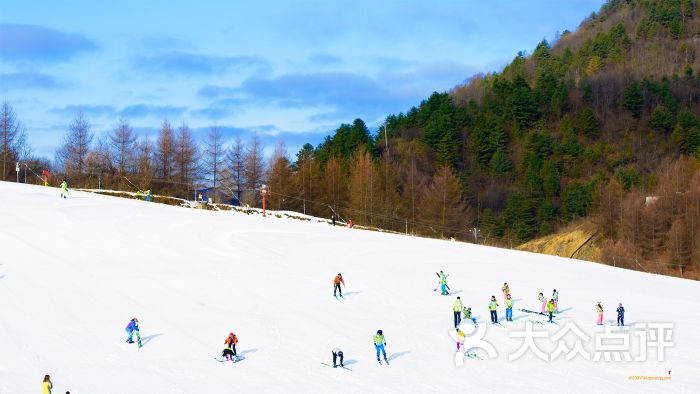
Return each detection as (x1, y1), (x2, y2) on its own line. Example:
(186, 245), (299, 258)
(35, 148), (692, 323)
(0, 0), (606, 158)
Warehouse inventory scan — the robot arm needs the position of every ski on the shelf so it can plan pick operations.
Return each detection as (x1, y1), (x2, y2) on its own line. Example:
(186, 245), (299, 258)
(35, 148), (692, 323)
(321, 362), (351, 370)
(465, 351), (482, 360)
(518, 308), (548, 316)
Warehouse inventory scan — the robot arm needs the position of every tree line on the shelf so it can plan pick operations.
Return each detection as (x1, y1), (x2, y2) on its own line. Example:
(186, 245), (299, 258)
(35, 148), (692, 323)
(5, 0), (700, 279)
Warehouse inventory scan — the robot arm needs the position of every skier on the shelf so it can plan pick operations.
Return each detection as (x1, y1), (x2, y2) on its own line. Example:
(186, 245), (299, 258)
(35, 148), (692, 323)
(42, 375), (52, 394)
(546, 298), (555, 322)
(333, 273), (345, 298)
(348, 219), (354, 228)
(501, 282), (510, 302)
(373, 330), (388, 363)
(453, 296), (464, 328)
(462, 307), (477, 325)
(59, 180), (68, 198)
(332, 347), (344, 368)
(145, 190), (152, 202)
(595, 302), (604, 325)
(222, 332), (238, 361)
(437, 270), (450, 295)
(504, 294), (514, 321)
(125, 317), (140, 344)
(331, 214), (336, 226)
(489, 296), (499, 323)
(552, 289), (559, 313)
(538, 292), (546, 314)
(616, 303), (625, 326)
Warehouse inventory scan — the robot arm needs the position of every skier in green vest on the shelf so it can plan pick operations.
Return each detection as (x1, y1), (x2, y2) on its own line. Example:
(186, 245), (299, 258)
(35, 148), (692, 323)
(373, 330), (388, 364)
(453, 296), (464, 328)
(60, 180), (69, 198)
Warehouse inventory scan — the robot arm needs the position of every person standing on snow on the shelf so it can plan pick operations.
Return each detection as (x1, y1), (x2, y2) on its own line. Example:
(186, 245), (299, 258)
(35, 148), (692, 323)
(463, 307), (477, 325)
(453, 296), (464, 328)
(504, 294), (514, 321)
(42, 375), (53, 394)
(616, 303), (625, 326)
(437, 270), (450, 295)
(546, 298), (555, 322)
(552, 289), (559, 313)
(538, 292), (547, 314)
(501, 282), (510, 302)
(333, 273), (345, 298)
(59, 180), (68, 199)
(373, 330), (388, 363)
(489, 296), (499, 323)
(125, 318), (140, 343)
(595, 302), (604, 325)
(221, 332), (239, 361)
(332, 347), (344, 368)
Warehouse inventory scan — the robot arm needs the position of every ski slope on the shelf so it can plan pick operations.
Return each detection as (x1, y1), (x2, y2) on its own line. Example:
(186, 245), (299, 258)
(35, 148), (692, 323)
(0, 181), (697, 393)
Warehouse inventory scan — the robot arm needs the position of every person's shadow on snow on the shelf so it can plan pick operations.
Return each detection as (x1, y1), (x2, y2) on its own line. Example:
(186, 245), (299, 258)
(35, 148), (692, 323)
(139, 333), (164, 346)
(387, 351), (410, 362)
(238, 348), (258, 357)
(342, 291), (363, 298)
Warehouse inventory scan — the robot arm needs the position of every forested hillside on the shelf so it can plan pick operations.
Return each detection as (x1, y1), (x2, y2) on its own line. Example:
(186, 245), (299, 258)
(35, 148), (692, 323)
(3, 0), (700, 279)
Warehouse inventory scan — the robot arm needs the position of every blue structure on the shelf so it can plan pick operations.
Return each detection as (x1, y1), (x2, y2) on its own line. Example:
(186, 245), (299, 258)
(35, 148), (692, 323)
(195, 187), (241, 206)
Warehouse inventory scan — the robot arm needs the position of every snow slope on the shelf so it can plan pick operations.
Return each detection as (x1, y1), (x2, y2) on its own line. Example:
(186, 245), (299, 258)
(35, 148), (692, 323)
(0, 181), (697, 393)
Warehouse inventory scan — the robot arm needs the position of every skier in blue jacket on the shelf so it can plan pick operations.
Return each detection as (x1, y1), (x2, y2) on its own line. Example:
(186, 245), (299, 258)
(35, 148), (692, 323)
(125, 318), (140, 343)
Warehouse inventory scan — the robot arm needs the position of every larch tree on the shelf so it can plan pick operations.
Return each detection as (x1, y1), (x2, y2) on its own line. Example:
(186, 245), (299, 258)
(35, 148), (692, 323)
(294, 143), (318, 215)
(0, 102), (25, 181)
(225, 137), (245, 204)
(174, 122), (199, 199)
(419, 165), (471, 238)
(155, 119), (175, 186)
(204, 125), (225, 202)
(57, 112), (93, 180)
(347, 146), (379, 225)
(320, 156), (346, 217)
(135, 136), (154, 189)
(266, 141), (294, 210)
(243, 134), (265, 206)
(109, 118), (136, 176)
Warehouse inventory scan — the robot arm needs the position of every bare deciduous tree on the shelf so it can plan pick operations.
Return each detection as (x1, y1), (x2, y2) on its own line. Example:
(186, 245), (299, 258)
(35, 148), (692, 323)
(57, 112), (93, 179)
(204, 125), (225, 202)
(109, 118), (136, 176)
(243, 134), (265, 206)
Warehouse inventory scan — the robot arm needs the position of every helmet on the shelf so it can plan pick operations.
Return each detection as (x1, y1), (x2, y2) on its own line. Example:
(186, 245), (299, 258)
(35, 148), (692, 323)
(338, 273), (342, 276)
(229, 332), (234, 337)
(456, 296), (460, 299)
(377, 329), (383, 335)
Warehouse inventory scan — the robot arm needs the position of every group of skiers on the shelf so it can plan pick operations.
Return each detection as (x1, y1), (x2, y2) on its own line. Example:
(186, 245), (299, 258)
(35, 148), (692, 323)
(444, 276), (627, 327)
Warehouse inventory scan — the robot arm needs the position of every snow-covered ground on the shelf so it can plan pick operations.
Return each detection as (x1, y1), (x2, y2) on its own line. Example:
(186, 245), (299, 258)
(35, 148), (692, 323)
(0, 181), (697, 393)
